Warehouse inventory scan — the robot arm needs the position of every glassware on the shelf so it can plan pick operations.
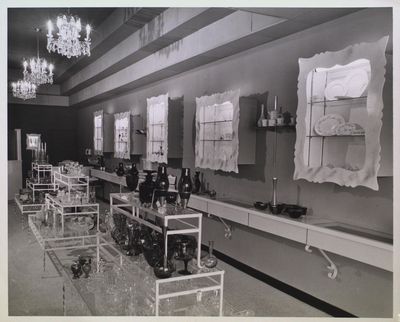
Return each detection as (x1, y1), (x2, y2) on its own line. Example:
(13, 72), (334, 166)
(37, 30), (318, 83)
(125, 162), (139, 191)
(202, 240), (218, 268)
(175, 236), (196, 275)
(116, 162), (125, 176)
(193, 171), (201, 194)
(155, 165), (169, 206)
(139, 170), (156, 204)
(257, 104), (267, 127)
(178, 168), (193, 208)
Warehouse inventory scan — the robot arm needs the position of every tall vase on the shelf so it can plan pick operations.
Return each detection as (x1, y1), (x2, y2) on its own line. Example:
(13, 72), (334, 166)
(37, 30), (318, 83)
(178, 168), (193, 208)
(203, 240), (218, 268)
(139, 170), (156, 204)
(192, 171), (201, 194)
(155, 165), (169, 206)
(257, 104), (267, 127)
(116, 162), (125, 176)
(126, 163), (139, 191)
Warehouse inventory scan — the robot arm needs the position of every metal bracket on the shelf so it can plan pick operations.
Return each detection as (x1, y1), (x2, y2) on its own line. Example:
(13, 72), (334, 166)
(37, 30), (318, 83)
(207, 213), (232, 239)
(305, 245), (338, 279)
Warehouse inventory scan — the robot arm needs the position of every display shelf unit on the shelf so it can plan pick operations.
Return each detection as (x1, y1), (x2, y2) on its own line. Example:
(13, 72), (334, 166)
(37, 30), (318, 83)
(256, 125), (296, 132)
(45, 194), (99, 235)
(53, 171), (90, 197)
(110, 193), (204, 267)
(31, 162), (53, 183)
(26, 179), (59, 202)
(186, 194), (393, 272)
(29, 216), (224, 316)
(14, 194), (43, 215)
(294, 37), (390, 190)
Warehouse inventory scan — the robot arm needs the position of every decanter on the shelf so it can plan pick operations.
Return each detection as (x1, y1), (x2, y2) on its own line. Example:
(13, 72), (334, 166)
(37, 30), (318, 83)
(203, 240), (218, 268)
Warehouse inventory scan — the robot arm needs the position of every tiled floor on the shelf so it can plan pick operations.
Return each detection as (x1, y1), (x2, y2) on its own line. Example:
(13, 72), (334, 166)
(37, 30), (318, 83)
(8, 200), (329, 317)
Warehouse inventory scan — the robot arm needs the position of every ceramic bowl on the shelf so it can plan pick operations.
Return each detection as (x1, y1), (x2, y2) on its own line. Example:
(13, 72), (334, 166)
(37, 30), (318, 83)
(254, 201), (269, 210)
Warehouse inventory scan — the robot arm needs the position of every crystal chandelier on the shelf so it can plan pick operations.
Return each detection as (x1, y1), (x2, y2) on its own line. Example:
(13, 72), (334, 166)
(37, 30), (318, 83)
(23, 28), (54, 86)
(11, 80), (37, 100)
(47, 14), (91, 58)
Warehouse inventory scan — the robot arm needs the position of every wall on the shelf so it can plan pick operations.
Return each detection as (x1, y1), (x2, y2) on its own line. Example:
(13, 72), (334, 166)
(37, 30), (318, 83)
(8, 104), (78, 180)
(75, 8), (393, 317)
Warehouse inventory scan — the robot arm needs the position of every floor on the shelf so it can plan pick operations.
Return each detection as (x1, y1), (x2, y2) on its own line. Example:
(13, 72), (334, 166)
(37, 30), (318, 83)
(8, 200), (329, 317)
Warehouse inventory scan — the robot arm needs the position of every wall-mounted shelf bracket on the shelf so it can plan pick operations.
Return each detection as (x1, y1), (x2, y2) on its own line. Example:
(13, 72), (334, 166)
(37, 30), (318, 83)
(207, 213), (232, 239)
(305, 244), (338, 279)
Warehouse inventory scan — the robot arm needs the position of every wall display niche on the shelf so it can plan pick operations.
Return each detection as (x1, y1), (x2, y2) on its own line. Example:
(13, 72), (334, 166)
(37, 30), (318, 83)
(114, 111), (131, 159)
(26, 133), (41, 150)
(195, 90), (257, 173)
(294, 36), (389, 190)
(93, 110), (114, 155)
(146, 93), (183, 163)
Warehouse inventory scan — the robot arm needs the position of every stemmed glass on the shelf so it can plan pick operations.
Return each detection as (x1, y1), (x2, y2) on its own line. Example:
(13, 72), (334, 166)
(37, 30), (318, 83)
(175, 236), (196, 275)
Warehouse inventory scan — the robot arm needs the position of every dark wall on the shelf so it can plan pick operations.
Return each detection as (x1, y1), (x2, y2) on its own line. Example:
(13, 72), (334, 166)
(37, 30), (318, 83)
(8, 104), (78, 181)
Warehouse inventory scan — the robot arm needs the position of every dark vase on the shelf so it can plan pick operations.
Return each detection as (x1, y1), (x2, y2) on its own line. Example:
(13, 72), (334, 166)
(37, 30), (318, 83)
(139, 170), (156, 204)
(82, 262), (92, 278)
(174, 235), (196, 275)
(71, 261), (82, 279)
(178, 168), (193, 208)
(155, 165), (169, 192)
(116, 162), (125, 176)
(126, 222), (142, 256)
(193, 171), (201, 194)
(153, 257), (175, 279)
(126, 163), (139, 191)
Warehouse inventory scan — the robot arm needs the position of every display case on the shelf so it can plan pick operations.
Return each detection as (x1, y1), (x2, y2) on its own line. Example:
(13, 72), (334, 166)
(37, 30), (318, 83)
(294, 36), (389, 190)
(93, 110), (114, 155)
(195, 90), (257, 173)
(146, 93), (183, 163)
(53, 171), (90, 197)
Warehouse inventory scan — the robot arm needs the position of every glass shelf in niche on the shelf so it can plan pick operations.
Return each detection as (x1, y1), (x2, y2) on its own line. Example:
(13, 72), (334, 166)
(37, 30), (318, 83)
(306, 134), (365, 138)
(199, 120), (233, 124)
(308, 95), (367, 105)
(200, 139), (232, 142)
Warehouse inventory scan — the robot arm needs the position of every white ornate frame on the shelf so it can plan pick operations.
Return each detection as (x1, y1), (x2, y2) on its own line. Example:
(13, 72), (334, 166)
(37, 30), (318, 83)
(93, 110), (103, 155)
(294, 36), (389, 190)
(146, 93), (169, 163)
(195, 89), (240, 173)
(114, 111), (131, 159)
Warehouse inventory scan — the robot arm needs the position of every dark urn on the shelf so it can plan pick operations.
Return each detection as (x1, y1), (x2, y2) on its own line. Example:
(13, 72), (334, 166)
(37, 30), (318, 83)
(116, 162), (125, 176)
(178, 168), (193, 208)
(71, 261), (82, 279)
(126, 163), (139, 191)
(192, 171), (201, 194)
(139, 170), (156, 204)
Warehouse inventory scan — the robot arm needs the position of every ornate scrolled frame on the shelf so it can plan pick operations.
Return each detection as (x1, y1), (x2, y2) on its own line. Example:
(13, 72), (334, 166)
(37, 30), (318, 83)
(146, 93), (169, 163)
(195, 89), (240, 173)
(294, 36), (389, 190)
(93, 110), (103, 155)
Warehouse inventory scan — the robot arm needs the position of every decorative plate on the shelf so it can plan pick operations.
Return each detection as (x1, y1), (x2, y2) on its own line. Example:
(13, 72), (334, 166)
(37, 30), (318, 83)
(314, 114), (345, 136)
(65, 217), (95, 233)
(335, 123), (365, 136)
(324, 80), (346, 100)
(344, 68), (369, 97)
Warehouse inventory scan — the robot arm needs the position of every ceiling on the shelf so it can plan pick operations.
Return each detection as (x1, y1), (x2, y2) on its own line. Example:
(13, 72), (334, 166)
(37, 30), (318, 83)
(8, 6), (367, 103)
(8, 7), (166, 82)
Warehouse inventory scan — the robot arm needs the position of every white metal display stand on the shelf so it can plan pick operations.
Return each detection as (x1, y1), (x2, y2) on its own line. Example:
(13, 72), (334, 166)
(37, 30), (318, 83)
(53, 171), (90, 197)
(45, 194), (99, 234)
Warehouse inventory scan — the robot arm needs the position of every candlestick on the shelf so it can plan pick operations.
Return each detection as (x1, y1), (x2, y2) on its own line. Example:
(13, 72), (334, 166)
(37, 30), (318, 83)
(86, 24), (91, 40)
(47, 20), (53, 37)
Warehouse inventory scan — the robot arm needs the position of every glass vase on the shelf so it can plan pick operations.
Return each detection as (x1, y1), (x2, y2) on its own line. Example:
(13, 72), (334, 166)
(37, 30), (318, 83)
(178, 168), (193, 208)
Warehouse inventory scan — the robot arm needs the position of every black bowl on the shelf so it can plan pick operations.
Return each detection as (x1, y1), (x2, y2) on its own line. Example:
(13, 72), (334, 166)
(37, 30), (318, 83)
(281, 205), (307, 218)
(254, 201), (269, 210)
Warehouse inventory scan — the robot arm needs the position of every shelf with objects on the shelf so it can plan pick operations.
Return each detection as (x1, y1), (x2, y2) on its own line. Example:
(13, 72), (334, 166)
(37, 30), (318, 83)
(53, 162), (90, 197)
(195, 90), (257, 173)
(294, 36), (390, 190)
(45, 193), (100, 235)
(146, 93), (183, 163)
(109, 191), (225, 316)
